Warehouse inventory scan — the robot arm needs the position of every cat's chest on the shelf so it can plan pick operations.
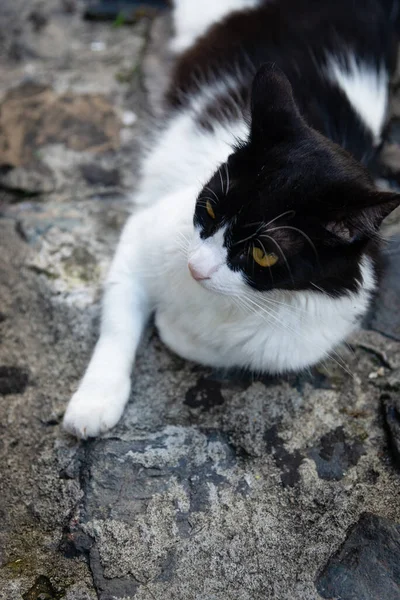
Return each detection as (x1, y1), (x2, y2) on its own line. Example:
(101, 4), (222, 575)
(151, 268), (357, 374)
(154, 291), (263, 368)
(152, 275), (291, 371)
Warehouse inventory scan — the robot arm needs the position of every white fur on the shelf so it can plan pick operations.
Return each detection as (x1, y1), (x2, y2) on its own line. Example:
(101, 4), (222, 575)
(135, 114), (249, 206)
(63, 4), (378, 438)
(171, 0), (259, 53)
(327, 54), (389, 143)
(188, 226), (240, 288)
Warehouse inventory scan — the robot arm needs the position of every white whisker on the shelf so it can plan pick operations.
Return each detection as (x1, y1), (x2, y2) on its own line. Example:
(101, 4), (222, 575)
(198, 196), (218, 205)
(232, 223), (266, 247)
(204, 186), (219, 203)
(218, 167), (225, 195)
(232, 210), (296, 247)
(310, 282), (325, 293)
(225, 162), (230, 195)
(266, 225), (319, 260)
(256, 238), (274, 285)
(264, 210), (296, 230)
(259, 233), (294, 284)
(238, 292), (353, 377)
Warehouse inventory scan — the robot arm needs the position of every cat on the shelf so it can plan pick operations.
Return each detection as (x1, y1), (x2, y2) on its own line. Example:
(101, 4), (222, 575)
(63, 0), (400, 438)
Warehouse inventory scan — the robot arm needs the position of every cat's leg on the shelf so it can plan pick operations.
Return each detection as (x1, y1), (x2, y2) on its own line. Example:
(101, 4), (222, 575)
(63, 214), (151, 439)
(171, 0), (259, 54)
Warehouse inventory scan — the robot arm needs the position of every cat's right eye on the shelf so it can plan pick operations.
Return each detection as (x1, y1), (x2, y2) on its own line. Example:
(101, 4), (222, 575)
(206, 200), (216, 219)
(252, 246), (278, 268)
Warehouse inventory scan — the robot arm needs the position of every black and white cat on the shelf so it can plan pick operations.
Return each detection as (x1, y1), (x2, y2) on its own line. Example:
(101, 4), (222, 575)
(64, 0), (400, 438)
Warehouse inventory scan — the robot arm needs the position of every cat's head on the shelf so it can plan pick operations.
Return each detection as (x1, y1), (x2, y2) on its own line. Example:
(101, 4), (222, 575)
(188, 64), (400, 297)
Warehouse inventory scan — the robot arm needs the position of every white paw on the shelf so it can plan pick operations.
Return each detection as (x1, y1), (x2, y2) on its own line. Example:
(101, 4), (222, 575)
(63, 377), (131, 439)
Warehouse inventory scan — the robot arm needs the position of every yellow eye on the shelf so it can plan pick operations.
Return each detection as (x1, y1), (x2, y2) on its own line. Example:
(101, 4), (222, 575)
(206, 200), (215, 219)
(252, 246), (278, 267)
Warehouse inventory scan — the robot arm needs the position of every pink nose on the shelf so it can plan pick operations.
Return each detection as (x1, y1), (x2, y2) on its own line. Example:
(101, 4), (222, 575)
(188, 262), (209, 281)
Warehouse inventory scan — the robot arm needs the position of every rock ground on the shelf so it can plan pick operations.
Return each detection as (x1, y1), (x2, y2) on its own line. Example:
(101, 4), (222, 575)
(0, 2), (400, 599)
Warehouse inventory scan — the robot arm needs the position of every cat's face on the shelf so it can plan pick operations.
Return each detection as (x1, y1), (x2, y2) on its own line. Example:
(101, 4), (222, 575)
(188, 64), (400, 297)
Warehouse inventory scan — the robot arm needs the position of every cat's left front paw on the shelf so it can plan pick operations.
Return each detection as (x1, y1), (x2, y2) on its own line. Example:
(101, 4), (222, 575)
(63, 378), (131, 439)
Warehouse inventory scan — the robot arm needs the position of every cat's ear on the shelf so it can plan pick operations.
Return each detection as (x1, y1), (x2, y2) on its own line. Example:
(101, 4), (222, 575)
(250, 63), (303, 143)
(326, 190), (400, 242)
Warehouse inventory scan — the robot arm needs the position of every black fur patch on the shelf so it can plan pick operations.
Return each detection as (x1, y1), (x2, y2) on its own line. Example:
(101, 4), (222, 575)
(169, 1), (400, 296)
(168, 0), (399, 163)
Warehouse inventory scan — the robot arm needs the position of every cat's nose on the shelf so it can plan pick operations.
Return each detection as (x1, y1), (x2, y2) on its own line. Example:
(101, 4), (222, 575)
(188, 262), (210, 281)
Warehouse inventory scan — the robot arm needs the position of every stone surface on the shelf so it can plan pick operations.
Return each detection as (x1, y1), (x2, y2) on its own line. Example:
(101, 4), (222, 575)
(0, 365), (29, 396)
(316, 513), (400, 600)
(1, 3), (400, 600)
(382, 392), (400, 466)
(0, 82), (121, 166)
(370, 235), (400, 341)
(307, 426), (365, 482)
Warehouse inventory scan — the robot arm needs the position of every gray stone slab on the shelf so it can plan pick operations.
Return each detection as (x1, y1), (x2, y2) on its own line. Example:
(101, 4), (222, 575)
(370, 235), (400, 341)
(317, 513), (400, 600)
(381, 391), (400, 467)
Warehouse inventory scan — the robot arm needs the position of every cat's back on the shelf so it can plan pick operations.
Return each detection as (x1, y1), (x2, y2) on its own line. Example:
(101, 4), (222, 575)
(169, 0), (398, 104)
(136, 0), (398, 205)
(164, 0), (398, 165)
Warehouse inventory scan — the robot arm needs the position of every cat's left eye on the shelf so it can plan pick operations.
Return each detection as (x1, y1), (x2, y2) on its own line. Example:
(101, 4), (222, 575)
(252, 246), (278, 267)
(206, 200), (216, 219)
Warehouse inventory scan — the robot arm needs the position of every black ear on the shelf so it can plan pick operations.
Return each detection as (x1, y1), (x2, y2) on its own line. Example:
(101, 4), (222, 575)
(326, 191), (400, 242)
(250, 63), (304, 144)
